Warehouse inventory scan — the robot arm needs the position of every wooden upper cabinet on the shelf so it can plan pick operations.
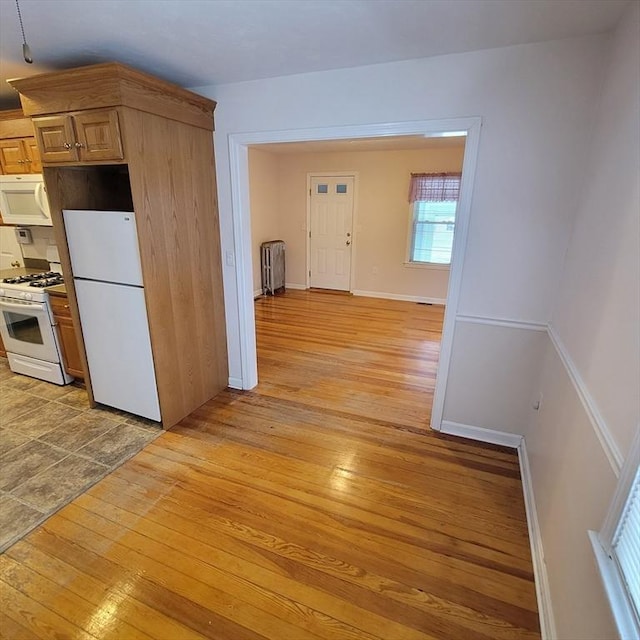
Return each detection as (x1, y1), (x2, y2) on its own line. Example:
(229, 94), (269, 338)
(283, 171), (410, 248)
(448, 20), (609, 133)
(0, 137), (42, 174)
(0, 138), (27, 173)
(24, 137), (42, 172)
(32, 109), (124, 165)
(0, 110), (41, 175)
(32, 115), (78, 163)
(73, 110), (123, 162)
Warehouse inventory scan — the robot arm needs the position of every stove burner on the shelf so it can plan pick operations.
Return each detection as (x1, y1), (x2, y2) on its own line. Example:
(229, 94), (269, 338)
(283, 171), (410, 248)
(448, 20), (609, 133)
(2, 271), (64, 287)
(30, 277), (64, 288)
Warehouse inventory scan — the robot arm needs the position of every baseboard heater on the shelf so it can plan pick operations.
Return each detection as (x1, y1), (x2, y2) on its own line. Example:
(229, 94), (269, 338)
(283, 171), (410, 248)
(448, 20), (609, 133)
(261, 240), (286, 295)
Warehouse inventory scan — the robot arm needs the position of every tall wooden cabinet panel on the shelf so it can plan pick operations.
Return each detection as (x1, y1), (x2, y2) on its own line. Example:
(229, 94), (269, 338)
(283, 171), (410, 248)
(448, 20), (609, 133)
(9, 63), (228, 429)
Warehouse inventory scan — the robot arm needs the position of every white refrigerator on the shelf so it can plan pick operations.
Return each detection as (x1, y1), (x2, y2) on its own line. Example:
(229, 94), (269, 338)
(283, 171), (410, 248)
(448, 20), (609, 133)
(63, 209), (161, 422)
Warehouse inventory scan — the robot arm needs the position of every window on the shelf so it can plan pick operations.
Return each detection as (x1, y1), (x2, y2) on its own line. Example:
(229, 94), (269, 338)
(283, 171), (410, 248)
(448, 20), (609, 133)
(590, 430), (640, 640)
(407, 173), (461, 265)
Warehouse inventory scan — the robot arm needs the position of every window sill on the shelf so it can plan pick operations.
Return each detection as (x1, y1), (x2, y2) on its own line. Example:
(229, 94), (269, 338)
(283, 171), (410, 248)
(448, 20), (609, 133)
(403, 261), (450, 271)
(589, 530), (640, 640)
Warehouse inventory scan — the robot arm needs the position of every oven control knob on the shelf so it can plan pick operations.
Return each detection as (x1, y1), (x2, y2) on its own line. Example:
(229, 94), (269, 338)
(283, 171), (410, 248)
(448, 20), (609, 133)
(24, 293), (33, 301)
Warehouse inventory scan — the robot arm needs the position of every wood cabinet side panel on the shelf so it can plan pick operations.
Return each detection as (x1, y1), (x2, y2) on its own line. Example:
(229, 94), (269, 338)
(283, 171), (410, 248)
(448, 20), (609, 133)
(121, 108), (227, 428)
(42, 167), (95, 404)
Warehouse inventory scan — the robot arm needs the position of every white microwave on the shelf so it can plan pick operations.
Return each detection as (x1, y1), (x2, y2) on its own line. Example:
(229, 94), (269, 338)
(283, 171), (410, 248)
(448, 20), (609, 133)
(0, 174), (52, 226)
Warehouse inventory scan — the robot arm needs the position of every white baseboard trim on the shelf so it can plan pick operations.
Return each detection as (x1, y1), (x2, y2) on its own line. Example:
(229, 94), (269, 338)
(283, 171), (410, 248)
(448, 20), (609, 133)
(547, 324), (622, 476)
(518, 439), (557, 640)
(352, 289), (446, 305)
(253, 289), (262, 298)
(228, 376), (243, 390)
(439, 420), (523, 448)
(456, 314), (547, 332)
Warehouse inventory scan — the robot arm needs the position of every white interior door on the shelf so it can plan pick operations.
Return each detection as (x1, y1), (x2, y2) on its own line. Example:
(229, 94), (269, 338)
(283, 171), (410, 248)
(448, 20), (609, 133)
(0, 227), (23, 270)
(309, 176), (354, 291)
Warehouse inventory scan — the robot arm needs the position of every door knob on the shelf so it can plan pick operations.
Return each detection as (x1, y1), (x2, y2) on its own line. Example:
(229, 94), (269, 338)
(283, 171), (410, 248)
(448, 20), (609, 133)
(11, 261), (20, 267)
(346, 240), (351, 246)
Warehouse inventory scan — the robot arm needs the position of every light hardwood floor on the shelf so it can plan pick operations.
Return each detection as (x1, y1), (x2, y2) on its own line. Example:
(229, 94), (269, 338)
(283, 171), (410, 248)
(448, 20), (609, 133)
(0, 290), (540, 639)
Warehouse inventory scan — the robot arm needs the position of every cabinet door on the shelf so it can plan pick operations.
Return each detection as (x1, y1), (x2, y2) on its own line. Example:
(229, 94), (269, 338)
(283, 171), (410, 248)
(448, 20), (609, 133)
(50, 297), (85, 380)
(74, 110), (124, 162)
(55, 315), (84, 379)
(0, 139), (28, 174)
(32, 115), (79, 163)
(23, 138), (42, 173)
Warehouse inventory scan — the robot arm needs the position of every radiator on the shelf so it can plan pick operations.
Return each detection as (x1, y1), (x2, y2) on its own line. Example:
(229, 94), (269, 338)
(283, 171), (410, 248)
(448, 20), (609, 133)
(261, 240), (286, 295)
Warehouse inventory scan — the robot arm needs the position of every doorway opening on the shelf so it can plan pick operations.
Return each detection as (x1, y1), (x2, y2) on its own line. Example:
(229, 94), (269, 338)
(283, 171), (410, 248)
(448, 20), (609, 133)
(229, 118), (481, 430)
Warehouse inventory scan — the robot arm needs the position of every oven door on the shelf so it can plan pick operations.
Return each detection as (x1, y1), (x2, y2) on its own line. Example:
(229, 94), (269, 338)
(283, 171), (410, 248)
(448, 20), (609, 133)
(0, 297), (60, 363)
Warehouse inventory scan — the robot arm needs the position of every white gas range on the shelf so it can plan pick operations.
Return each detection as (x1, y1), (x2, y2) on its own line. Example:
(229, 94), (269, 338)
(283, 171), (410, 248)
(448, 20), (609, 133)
(0, 271), (74, 385)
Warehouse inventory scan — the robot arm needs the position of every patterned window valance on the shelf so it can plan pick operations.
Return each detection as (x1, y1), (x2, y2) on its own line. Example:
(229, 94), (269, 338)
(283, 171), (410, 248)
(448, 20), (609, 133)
(408, 173), (462, 203)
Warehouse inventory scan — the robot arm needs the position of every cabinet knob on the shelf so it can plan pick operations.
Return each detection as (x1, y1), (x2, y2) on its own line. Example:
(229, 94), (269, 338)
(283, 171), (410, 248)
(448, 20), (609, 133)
(74, 142), (85, 149)
(17, 159), (25, 164)
(63, 142), (72, 149)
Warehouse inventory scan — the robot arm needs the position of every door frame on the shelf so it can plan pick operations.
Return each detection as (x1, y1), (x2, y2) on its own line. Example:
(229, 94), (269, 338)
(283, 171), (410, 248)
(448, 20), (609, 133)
(306, 172), (359, 291)
(228, 116), (482, 430)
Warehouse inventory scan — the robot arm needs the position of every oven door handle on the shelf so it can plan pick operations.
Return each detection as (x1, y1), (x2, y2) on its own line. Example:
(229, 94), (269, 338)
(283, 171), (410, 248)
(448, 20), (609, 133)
(0, 299), (46, 312)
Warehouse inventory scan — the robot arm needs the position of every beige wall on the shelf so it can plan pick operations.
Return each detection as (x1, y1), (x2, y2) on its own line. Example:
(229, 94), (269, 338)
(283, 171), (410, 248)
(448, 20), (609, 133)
(254, 144), (464, 300)
(248, 148), (280, 293)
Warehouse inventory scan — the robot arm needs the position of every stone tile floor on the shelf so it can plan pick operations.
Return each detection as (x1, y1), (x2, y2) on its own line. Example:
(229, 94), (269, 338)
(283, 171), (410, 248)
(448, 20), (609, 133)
(0, 357), (161, 552)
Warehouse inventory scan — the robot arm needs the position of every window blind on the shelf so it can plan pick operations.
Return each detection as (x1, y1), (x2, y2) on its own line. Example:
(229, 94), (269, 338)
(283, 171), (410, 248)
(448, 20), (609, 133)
(612, 466), (640, 623)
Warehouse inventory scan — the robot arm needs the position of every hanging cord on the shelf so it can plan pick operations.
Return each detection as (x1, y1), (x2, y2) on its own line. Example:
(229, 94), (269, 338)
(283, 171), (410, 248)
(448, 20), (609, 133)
(15, 0), (33, 63)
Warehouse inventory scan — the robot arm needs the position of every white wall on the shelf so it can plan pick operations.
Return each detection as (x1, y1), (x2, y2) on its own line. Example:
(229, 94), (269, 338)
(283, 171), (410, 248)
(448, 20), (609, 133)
(443, 321), (547, 435)
(524, 2), (640, 638)
(248, 148), (280, 293)
(548, 4), (640, 457)
(199, 33), (607, 431)
(275, 145), (463, 300)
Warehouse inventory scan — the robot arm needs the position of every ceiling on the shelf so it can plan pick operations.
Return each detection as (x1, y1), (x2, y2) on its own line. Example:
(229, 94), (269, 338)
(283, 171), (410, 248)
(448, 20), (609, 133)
(0, 0), (629, 109)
